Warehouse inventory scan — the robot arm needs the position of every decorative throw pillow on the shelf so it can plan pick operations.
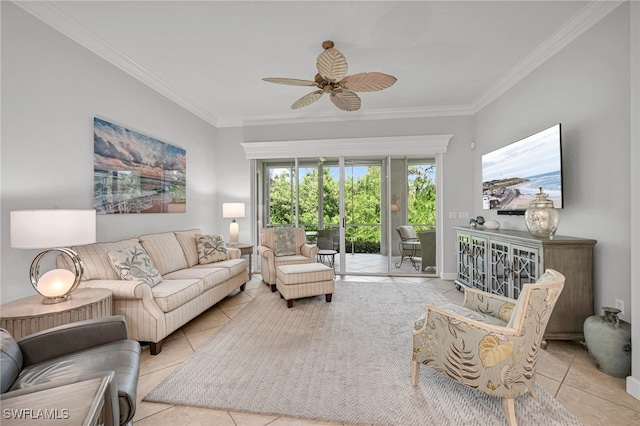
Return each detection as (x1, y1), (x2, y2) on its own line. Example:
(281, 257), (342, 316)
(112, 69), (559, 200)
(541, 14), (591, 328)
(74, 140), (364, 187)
(196, 234), (228, 264)
(107, 244), (162, 287)
(273, 228), (297, 256)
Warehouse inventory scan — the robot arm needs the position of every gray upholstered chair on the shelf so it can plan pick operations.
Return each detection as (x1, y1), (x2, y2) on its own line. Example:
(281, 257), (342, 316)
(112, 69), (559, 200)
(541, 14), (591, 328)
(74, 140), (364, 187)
(395, 225), (421, 270)
(418, 230), (436, 272)
(257, 227), (319, 289)
(316, 228), (339, 268)
(317, 228), (339, 251)
(411, 269), (565, 426)
(1, 316), (140, 426)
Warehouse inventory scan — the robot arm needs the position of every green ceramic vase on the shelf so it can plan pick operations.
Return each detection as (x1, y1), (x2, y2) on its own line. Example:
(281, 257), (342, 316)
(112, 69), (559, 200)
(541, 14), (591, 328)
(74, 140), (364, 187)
(583, 307), (631, 378)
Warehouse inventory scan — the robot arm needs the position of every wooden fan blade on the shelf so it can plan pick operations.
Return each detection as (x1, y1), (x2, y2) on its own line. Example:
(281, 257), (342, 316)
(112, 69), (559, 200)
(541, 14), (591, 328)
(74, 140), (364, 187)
(316, 48), (348, 83)
(340, 72), (397, 92)
(291, 90), (324, 110)
(262, 77), (317, 86)
(330, 89), (361, 112)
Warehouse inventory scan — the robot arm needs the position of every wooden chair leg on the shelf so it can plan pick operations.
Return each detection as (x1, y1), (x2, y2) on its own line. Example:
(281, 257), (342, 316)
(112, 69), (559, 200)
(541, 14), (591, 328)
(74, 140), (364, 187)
(502, 397), (517, 426)
(410, 360), (420, 386)
(149, 341), (163, 355)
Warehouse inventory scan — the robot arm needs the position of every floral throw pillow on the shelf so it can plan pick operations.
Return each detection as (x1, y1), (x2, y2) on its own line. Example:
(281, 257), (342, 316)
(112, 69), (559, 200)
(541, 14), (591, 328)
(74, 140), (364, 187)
(196, 234), (228, 264)
(107, 244), (162, 287)
(273, 228), (297, 256)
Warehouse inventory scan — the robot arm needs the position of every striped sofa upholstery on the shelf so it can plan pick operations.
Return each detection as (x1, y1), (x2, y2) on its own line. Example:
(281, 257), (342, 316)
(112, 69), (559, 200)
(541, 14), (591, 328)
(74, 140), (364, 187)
(58, 229), (247, 354)
(257, 227), (319, 287)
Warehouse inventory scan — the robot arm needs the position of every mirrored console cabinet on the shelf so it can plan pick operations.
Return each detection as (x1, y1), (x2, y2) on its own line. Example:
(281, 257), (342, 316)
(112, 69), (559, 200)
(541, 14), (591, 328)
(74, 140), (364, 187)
(455, 226), (597, 348)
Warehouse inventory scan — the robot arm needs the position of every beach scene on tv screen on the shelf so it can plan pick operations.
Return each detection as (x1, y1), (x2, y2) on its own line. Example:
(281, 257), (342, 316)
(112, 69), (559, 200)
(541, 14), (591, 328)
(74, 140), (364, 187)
(482, 125), (562, 210)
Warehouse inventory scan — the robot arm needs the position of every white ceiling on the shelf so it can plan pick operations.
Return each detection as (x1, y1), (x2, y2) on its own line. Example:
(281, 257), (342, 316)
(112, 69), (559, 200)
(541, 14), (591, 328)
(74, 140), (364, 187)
(17, 1), (621, 127)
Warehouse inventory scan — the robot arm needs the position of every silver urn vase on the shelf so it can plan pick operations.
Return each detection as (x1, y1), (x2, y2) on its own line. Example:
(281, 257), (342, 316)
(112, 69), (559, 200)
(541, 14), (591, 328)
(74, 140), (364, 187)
(525, 187), (559, 237)
(583, 307), (631, 378)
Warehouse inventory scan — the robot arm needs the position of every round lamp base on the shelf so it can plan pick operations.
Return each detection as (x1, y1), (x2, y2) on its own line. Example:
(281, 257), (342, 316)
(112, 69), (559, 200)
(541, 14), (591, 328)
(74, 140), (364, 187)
(41, 294), (72, 304)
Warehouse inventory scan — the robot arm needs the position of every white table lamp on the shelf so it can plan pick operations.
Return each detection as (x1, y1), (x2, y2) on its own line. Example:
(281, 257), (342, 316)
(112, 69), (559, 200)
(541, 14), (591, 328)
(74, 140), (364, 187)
(222, 203), (245, 246)
(11, 210), (96, 304)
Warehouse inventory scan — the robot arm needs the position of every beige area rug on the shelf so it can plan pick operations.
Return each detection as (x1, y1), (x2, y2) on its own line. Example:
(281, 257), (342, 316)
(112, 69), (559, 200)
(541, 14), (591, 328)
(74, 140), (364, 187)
(144, 281), (581, 425)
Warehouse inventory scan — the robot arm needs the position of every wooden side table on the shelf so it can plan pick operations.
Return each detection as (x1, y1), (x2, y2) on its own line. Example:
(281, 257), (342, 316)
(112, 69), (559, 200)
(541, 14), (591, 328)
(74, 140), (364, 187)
(1, 375), (112, 426)
(0, 288), (112, 339)
(231, 242), (254, 279)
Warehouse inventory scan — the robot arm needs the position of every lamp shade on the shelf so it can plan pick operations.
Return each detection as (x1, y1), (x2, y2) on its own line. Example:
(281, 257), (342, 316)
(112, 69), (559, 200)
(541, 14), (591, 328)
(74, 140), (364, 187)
(11, 210), (97, 249)
(222, 203), (245, 219)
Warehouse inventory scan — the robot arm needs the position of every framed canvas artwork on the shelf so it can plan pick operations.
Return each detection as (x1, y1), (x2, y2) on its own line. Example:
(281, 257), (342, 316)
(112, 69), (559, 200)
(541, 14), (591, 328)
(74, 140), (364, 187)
(93, 117), (186, 214)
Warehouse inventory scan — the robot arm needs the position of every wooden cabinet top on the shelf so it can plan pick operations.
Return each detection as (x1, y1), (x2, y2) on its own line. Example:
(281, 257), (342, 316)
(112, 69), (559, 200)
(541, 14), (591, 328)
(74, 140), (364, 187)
(455, 226), (597, 247)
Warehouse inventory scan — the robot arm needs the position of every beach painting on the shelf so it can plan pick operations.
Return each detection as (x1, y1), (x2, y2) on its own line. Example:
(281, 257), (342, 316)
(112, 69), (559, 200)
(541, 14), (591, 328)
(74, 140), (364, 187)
(93, 117), (186, 214)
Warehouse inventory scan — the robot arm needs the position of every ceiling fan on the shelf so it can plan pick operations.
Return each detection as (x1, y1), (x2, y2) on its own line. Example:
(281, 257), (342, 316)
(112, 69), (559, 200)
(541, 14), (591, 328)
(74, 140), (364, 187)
(263, 40), (397, 112)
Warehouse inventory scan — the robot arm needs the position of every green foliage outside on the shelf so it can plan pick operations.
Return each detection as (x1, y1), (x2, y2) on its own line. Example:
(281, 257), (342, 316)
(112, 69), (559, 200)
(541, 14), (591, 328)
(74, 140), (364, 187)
(267, 164), (435, 253)
(408, 164), (436, 232)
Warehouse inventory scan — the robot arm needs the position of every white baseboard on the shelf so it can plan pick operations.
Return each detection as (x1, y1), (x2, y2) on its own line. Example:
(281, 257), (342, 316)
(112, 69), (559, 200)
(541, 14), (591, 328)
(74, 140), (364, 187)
(441, 271), (457, 281)
(627, 376), (640, 401)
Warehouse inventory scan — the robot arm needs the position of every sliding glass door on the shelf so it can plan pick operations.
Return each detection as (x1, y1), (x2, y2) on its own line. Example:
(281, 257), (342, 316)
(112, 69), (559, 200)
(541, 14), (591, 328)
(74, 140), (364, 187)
(341, 158), (386, 274)
(256, 156), (436, 277)
(389, 158), (437, 276)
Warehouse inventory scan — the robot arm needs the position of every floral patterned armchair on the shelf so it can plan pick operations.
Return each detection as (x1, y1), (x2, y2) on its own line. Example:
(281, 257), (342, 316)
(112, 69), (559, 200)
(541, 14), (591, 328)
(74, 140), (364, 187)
(411, 269), (565, 426)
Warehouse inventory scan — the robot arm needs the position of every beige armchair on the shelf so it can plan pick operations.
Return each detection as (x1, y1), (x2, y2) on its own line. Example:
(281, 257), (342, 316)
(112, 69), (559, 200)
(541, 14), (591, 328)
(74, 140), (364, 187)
(411, 269), (565, 426)
(257, 227), (319, 289)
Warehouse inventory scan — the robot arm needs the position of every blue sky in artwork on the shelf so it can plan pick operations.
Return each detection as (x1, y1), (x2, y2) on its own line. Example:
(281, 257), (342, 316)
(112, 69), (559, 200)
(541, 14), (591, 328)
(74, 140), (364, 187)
(482, 124), (561, 182)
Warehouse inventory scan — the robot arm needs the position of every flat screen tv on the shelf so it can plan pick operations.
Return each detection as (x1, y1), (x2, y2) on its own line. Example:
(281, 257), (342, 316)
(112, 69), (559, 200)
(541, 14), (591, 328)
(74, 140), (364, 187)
(482, 123), (563, 215)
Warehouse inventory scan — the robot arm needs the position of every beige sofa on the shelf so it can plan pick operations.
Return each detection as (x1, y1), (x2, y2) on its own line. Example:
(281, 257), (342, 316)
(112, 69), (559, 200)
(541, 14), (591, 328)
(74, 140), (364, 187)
(58, 229), (247, 354)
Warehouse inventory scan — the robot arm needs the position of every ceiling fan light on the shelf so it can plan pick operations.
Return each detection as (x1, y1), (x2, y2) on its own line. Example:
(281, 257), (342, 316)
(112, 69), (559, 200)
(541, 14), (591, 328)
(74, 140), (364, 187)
(322, 40), (335, 50)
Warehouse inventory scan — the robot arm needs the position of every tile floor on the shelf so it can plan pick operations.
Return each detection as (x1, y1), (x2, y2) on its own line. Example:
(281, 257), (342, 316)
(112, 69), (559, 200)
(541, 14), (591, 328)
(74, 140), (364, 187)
(133, 275), (640, 425)
(328, 252), (435, 276)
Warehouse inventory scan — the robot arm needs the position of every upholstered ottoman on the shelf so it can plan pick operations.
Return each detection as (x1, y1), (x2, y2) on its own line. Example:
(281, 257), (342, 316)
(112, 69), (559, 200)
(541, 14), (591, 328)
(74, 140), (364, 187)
(275, 263), (335, 308)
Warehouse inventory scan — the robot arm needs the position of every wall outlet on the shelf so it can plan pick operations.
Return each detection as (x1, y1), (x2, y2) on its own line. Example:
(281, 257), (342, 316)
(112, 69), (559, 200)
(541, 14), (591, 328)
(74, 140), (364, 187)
(449, 212), (457, 219)
(615, 299), (624, 315)
(459, 211), (469, 219)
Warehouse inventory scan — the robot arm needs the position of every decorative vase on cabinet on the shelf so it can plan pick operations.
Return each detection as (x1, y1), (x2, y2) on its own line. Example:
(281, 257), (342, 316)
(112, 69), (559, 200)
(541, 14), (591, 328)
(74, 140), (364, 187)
(525, 187), (559, 237)
(583, 307), (631, 378)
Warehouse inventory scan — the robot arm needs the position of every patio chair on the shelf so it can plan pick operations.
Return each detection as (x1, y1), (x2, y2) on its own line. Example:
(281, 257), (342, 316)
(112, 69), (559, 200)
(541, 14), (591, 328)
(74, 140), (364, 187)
(395, 225), (421, 270)
(418, 230), (436, 272)
(316, 228), (339, 268)
(317, 228), (339, 251)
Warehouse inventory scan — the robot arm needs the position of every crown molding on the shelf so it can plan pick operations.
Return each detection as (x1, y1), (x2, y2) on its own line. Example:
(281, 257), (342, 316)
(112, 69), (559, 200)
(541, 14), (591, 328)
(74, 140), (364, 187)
(472, 0), (625, 113)
(14, 0), (623, 128)
(13, 0), (221, 127)
(233, 104), (475, 128)
(241, 134), (453, 160)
